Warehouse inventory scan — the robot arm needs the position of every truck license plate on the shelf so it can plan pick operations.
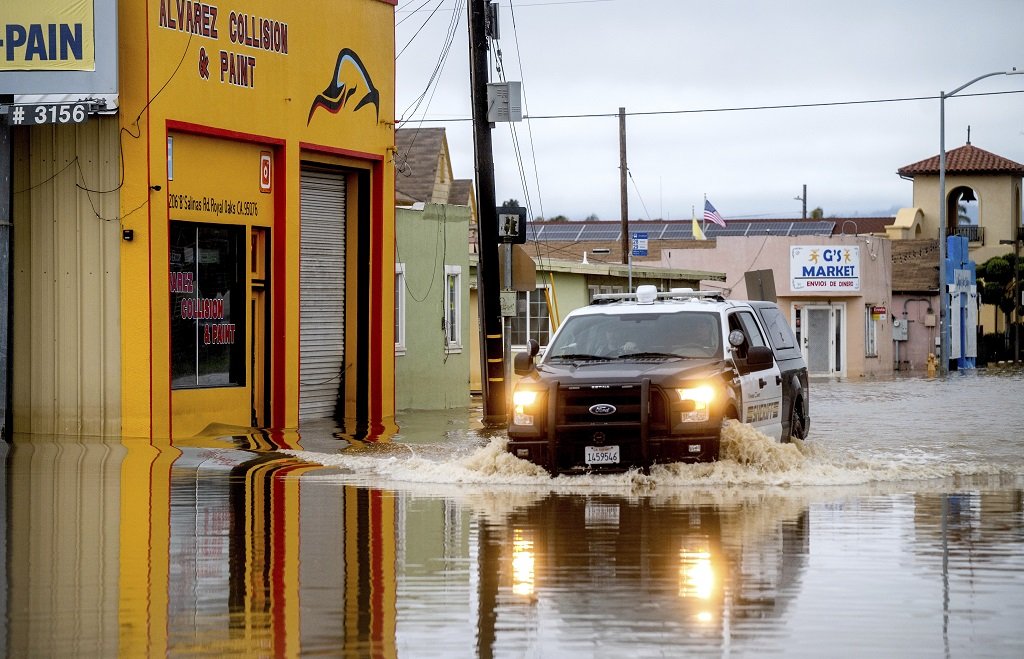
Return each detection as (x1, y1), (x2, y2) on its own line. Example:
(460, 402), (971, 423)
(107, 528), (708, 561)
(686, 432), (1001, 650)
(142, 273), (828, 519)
(585, 445), (620, 465)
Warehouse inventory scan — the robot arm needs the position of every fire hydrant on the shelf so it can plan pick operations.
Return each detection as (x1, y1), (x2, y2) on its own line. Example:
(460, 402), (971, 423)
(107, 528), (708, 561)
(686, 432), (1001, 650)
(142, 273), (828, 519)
(926, 352), (937, 377)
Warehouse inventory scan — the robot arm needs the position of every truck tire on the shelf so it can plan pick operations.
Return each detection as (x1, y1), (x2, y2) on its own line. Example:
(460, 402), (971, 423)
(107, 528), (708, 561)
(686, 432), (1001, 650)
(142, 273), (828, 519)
(787, 397), (807, 442)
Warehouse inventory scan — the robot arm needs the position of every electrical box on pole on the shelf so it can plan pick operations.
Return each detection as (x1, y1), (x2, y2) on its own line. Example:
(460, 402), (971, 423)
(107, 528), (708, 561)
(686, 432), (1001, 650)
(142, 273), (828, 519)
(486, 82), (522, 123)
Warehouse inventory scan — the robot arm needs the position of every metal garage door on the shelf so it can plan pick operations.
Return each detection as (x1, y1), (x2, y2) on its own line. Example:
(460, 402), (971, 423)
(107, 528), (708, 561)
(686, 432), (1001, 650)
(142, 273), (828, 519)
(299, 169), (346, 421)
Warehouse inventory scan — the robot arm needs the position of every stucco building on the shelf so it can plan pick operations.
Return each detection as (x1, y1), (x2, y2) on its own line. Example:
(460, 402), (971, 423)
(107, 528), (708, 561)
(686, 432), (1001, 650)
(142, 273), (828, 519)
(5, 0), (398, 438)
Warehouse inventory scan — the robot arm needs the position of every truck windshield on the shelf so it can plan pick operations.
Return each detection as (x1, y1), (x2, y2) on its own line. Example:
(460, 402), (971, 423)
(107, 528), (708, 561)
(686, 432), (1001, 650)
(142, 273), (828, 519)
(544, 311), (722, 361)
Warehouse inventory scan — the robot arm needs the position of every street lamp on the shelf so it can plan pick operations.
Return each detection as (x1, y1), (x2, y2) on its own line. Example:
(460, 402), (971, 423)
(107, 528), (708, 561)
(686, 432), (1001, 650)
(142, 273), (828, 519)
(937, 68), (1022, 374)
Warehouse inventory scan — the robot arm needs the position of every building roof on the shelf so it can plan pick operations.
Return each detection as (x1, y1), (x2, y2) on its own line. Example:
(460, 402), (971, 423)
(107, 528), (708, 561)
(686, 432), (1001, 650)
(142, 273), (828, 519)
(395, 127), (446, 204)
(897, 143), (1024, 177)
(891, 239), (939, 292)
(448, 178), (474, 207)
(525, 217), (894, 245)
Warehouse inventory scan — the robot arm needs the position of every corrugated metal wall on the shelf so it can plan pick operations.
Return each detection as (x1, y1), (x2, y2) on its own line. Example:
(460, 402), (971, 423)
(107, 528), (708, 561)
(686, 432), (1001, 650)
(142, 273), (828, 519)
(12, 115), (121, 435)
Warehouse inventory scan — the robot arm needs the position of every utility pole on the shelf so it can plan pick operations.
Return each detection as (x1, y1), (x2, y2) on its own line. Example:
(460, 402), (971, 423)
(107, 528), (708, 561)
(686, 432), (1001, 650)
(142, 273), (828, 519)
(469, 0), (507, 425)
(618, 107), (628, 264)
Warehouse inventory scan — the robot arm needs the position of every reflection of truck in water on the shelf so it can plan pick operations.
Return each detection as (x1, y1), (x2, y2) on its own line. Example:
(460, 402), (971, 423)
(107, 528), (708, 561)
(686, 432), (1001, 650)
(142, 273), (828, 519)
(509, 286), (810, 475)
(482, 492), (810, 650)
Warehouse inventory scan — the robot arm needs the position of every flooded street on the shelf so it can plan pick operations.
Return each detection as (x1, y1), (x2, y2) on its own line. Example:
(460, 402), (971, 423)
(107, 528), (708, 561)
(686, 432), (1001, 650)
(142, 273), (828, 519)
(3, 370), (1023, 657)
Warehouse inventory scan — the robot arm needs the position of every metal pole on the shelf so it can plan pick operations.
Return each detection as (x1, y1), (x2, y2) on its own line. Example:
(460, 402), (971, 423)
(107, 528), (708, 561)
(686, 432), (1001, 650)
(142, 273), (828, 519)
(469, 0), (507, 424)
(938, 91), (948, 374)
(619, 107), (628, 264)
(937, 69), (1022, 374)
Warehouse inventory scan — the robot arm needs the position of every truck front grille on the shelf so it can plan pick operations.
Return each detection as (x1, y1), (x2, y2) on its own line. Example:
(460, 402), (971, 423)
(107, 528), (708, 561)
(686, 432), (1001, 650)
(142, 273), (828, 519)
(557, 384), (667, 430)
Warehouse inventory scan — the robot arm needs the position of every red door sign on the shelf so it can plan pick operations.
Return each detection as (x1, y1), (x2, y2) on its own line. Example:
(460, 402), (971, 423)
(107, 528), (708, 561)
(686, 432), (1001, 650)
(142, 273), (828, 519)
(259, 151), (272, 193)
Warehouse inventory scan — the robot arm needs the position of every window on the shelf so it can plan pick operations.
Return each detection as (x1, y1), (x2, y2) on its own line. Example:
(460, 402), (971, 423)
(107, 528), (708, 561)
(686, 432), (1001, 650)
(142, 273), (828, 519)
(588, 284), (624, 302)
(170, 222), (246, 388)
(757, 306), (797, 351)
(728, 311), (767, 360)
(510, 287), (551, 347)
(395, 263), (406, 355)
(444, 265), (462, 350)
(864, 305), (878, 357)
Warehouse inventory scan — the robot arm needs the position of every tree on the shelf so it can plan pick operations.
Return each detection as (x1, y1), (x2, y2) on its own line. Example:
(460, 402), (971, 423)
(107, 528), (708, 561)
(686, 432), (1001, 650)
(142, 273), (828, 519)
(585, 213), (599, 221)
(810, 207), (824, 220)
(500, 199), (520, 210)
(977, 253), (1023, 331)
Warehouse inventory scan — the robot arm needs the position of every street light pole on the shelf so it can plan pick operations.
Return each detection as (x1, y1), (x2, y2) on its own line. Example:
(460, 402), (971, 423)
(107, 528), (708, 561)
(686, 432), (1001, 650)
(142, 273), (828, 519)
(937, 68), (1021, 375)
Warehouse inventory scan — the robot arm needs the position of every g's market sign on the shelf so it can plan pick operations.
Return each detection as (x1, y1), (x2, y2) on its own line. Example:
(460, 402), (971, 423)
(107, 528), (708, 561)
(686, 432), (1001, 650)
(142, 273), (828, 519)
(790, 245), (860, 292)
(1, 0), (95, 71)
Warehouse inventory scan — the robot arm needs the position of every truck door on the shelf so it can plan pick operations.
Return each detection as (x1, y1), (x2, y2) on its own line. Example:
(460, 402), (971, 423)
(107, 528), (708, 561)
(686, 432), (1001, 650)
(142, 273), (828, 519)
(728, 311), (783, 441)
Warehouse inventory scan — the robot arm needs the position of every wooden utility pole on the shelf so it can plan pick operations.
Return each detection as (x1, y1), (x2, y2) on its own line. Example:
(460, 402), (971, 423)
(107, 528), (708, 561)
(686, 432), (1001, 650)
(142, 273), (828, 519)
(618, 107), (629, 264)
(469, 1), (507, 424)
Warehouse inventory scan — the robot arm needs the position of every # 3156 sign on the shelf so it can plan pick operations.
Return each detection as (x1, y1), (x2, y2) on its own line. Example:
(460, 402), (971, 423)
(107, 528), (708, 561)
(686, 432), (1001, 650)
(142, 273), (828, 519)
(6, 103), (89, 125)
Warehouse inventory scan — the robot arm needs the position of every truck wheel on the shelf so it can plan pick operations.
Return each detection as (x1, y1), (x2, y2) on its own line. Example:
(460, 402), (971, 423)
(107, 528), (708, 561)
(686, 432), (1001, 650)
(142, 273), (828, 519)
(787, 398), (806, 442)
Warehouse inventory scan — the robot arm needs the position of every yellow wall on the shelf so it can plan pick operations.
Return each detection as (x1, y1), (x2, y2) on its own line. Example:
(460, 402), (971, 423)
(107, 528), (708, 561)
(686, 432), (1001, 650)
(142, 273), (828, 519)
(12, 117), (123, 436)
(118, 0), (396, 438)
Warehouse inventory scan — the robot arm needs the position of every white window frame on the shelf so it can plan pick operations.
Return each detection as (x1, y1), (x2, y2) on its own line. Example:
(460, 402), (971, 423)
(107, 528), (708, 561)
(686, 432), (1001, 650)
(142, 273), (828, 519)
(444, 265), (462, 352)
(395, 263), (407, 355)
(512, 286), (552, 348)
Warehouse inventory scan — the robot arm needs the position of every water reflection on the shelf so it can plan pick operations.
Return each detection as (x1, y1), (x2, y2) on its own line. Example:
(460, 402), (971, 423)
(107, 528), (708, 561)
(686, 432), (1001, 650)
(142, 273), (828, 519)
(1, 405), (1023, 655)
(464, 492), (810, 655)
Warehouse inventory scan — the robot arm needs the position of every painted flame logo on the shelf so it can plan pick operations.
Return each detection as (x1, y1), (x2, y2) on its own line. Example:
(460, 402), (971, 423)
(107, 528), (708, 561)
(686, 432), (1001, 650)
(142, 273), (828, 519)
(307, 48), (380, 124)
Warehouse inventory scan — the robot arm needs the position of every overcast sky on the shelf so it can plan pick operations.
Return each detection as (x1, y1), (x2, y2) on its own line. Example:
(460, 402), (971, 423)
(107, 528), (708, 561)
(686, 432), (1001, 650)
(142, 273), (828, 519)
(395, 0), (1024, 222)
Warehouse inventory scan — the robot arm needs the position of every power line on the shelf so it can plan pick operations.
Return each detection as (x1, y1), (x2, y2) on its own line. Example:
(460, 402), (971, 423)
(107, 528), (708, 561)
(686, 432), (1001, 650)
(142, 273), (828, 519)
(402, 88), (1024, 123)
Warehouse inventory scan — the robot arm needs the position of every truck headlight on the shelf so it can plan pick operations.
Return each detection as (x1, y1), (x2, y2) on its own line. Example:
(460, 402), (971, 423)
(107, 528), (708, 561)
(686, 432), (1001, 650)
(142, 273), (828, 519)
(512, 389), (540, 426)
(676, 385), (714, 422)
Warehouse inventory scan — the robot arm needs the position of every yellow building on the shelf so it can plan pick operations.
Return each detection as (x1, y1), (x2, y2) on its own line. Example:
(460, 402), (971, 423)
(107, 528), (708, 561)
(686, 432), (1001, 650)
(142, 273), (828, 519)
(7, 0), (397, 438)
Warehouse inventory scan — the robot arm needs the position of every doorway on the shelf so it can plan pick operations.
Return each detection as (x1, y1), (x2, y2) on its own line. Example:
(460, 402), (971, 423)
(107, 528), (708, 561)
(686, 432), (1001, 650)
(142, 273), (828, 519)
(794, 303), (846, 376)
(250, 228), (270, 427)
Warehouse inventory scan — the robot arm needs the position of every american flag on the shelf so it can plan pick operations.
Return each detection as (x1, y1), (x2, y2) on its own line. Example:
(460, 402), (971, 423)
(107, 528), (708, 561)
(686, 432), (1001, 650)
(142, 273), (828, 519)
(704, 200), (726, 227)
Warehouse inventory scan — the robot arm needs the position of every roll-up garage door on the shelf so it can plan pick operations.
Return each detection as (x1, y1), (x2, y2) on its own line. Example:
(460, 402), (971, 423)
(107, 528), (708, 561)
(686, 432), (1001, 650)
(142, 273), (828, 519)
(299, 170), (347, 421)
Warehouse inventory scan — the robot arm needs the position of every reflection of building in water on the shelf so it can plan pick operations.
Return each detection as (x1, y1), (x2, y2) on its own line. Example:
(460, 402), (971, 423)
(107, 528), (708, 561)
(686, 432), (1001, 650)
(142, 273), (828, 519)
(913, 491), (1024, 550)
(164, 447), (398, 656)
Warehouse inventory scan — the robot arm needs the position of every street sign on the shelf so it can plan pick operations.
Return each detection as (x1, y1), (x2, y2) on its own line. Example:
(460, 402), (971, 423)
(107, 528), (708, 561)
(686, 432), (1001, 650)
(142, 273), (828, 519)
(631, 231), (648, 257)
(497, 205), (527, 244)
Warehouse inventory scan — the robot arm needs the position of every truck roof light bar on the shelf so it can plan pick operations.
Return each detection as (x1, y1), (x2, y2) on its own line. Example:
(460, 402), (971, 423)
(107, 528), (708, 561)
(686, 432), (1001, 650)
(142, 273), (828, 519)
(591, 289), (725, 304)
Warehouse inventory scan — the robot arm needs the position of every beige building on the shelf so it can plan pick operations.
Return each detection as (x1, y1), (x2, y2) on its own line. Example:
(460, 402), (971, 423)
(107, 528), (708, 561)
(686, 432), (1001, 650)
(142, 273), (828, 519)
(662, 235), (894, 379)
(893, 142), (1024, 342)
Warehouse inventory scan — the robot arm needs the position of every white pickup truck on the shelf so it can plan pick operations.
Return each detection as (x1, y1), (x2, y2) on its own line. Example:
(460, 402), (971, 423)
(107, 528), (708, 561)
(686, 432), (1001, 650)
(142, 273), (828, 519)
(508, 286), (810, 475)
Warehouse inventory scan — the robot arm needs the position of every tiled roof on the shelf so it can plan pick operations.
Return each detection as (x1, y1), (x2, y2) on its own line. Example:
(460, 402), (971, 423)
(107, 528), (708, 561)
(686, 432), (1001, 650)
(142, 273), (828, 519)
(395, 127), (446, 203)
(448, 179), (474, 207)
(898, 144), (1024, 177)
(892, 239), (939, 292)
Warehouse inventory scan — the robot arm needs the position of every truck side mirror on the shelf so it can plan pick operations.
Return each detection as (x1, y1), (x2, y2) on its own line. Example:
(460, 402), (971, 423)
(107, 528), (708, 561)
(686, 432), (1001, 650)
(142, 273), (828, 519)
(746, 345), (774, 371)
(514, 339), (540, 375)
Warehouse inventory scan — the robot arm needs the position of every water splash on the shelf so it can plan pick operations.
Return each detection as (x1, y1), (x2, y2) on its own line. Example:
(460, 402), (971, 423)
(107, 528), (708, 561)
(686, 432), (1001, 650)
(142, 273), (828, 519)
(286, 417), (1022, 491)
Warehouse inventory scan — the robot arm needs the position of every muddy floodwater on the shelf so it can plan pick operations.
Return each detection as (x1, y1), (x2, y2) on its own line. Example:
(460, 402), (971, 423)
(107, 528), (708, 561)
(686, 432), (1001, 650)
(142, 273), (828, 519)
(3, 370), (1023, 657)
